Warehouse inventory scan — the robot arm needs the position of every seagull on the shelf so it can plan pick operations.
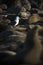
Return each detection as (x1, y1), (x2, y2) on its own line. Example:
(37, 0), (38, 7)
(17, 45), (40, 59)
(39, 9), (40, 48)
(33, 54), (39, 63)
(14, 16), (20, 26)
(8, 16), (20, 27)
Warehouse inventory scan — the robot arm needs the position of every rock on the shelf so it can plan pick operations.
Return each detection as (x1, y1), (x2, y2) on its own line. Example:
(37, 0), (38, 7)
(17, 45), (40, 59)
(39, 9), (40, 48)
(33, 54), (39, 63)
(20, 7), (31, 19)
(0, 4), (7, 9)
(39, 2), (43, 10)
(14, 0), (22, 8)
(0, 50), (16, 56)
(0, 15), (3, 22)
(0, 8), (3, 13)
(29, 14), (41, 24)
(3, 19), (11, 25)
(21, 0), (31, 10)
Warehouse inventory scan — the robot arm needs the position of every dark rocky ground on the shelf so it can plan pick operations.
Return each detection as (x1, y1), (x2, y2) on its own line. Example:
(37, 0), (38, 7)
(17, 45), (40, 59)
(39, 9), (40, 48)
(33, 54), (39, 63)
(0, 0), (43, 65)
